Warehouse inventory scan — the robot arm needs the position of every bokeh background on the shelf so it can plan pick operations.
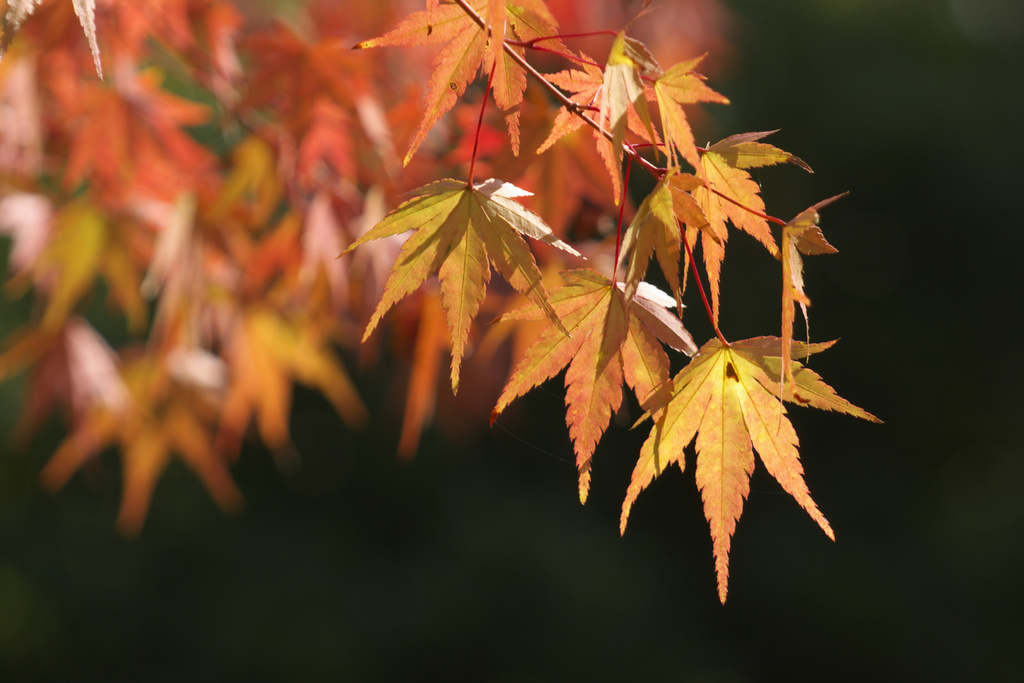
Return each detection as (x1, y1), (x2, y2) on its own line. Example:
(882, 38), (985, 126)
(1, 0), (1023, 679)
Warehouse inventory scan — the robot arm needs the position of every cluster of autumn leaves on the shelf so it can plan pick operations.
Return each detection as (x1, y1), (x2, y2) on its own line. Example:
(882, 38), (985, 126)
(0, 0), (875, 602)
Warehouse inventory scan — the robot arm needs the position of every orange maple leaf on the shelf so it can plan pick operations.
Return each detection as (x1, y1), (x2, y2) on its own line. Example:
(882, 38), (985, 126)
(619, 169), (713, 311)
(538, 53), (657, 204)
(53, 63), (214, 205)
(216, 308), (368, 458)
(622, 336), (878, 603)
(780, 195), (843, 394)
(39, 350), (242, 536)
(355, 0), (567, 163)
(2, 0), (102, 77)
(653, 55), (728, 171)
(492, 269), (696, 503)
(692, 131), (810, 322)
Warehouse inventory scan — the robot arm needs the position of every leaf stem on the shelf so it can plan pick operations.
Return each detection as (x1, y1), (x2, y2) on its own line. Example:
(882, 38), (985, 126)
(505, 30), (620, 48)
(682, 227), (728, 346)
(612, 158), (632, 283)
(709, 186), (786, 227)
(468, 60), (497, 188)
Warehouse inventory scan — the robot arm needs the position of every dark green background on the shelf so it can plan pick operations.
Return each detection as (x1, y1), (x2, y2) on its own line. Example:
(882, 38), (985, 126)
(2, 0), (1022, 679)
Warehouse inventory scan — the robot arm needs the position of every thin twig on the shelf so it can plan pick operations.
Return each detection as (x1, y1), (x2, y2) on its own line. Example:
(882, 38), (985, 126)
(468, 61), (497, 187)
(612, 158), (632, 283)
(709, 187), (786, 227)
(681, 227), (728, 346)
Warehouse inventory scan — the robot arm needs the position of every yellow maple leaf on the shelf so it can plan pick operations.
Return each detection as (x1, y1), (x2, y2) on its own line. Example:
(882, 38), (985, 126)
(340, 177), (578, 392)
(622, 336), (878, 603)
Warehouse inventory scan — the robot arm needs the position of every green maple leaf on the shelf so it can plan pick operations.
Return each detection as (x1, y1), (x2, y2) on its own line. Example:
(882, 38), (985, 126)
(622, 336), (878, 603)
(341, 178), (578, 392)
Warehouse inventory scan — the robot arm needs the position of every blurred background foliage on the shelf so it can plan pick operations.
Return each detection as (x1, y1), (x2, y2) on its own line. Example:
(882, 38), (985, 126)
(0, 0), (1022, 680)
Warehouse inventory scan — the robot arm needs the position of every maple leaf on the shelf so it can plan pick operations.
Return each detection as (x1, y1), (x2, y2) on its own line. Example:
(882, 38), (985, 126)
(780, 195), (844, 395)
(340, 177), (579, 392)
(728, 338), (879, 423)
(692, 131), (810, 322)
(704, 130), (812, 172)
(619, 169), (713, 311)
(52, 63), (214, 205)
(355, 0), (566, 163)
(653, 55), (728, 171)
(492, 269), (695, 503)
(398, 287), (449, 458)
(2, 0), (102, 77)
(600, 32), (659, 175)
(0, 317), (128, 443)
(216, 308), (369, 457)
(621, 336), (877, 603)
(538, 53), (658, 204)
(39, 351), (242, 535)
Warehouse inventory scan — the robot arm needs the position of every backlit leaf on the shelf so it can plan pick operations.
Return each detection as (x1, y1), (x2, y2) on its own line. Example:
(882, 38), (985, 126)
(653, 55), (728, 171)
(780, 195), (843, 393)
(341, 177), (575, 392)
(493, 269), (691, 502)
(356, 0), (565, 162)
(693, 144), (777, 323)
(620, 169), (712, 311)
(623, 336), (875, 602)
(599, 32), (658, 190)
(706, 130), (811, 172)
